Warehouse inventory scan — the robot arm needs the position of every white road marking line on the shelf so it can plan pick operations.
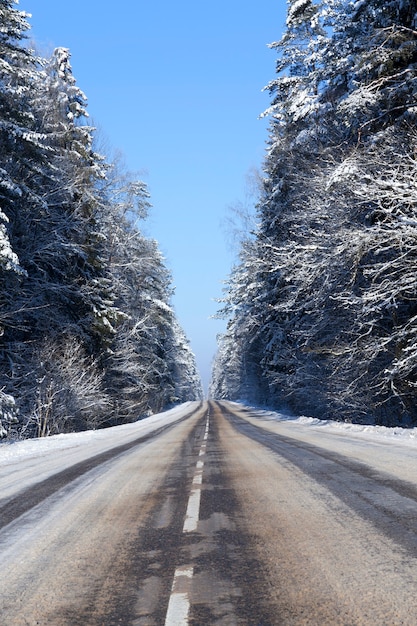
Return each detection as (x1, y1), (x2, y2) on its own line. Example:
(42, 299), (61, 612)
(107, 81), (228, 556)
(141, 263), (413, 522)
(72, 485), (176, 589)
(183, 487), (201, 532)
(193, 472), (203, 485)
(164, 566), (194, 625)
(164, 412), (211, 624)
(183, 419), (209, 531)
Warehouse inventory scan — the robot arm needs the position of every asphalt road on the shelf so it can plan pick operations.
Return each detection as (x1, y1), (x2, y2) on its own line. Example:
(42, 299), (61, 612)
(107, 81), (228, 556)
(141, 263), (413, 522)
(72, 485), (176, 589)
(2, 401), (417, 624)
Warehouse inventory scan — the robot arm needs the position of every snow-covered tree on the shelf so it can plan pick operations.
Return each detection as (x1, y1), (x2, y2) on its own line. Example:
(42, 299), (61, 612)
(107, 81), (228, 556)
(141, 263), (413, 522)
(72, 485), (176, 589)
(0, 7), (202, 437)
(0, 1), (42, 285)
(92, 162), (202, 423)
(212, 0), (417, 425)
(264, 0), (324, 131)
(0, 1), (51, 434)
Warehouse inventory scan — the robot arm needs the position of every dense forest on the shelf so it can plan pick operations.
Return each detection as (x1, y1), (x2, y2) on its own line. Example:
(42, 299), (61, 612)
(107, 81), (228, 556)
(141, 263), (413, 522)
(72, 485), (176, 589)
(211, 0), (417, 426)
(0, 1), (203, 438)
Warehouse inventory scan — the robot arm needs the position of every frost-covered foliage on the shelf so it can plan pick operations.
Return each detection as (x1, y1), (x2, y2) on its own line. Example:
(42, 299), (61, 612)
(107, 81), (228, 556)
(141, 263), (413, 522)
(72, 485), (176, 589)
(0, 213), (23, 274)
(0, 391), (18, 438)
(0, 3), (202, 437)
(211, 0), (417, 426)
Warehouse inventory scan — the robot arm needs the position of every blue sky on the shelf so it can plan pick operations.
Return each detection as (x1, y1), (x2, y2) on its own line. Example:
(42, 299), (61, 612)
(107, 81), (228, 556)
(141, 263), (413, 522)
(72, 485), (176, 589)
(22, 0), (287, 392)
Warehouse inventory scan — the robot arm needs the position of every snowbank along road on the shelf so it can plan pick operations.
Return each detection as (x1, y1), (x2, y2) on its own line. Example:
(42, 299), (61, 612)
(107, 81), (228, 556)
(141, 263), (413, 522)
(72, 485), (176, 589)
(2, 400), (417, 624)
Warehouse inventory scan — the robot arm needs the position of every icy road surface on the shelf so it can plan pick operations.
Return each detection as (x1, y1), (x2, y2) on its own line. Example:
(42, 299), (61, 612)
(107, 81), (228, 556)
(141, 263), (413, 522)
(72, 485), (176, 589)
(1, 400), (417, 623)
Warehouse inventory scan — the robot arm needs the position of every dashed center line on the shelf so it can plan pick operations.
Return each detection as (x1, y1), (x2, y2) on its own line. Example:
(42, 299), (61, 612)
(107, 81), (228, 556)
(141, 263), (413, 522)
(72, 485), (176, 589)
(164, 411), (210, 626)
(165, 566), (194, 625)
(183, 413), (208, 533)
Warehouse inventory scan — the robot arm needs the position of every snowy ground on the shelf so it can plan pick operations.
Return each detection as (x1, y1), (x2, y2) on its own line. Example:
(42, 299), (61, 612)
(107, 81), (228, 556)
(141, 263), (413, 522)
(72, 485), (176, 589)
(0, 402), (199, 501)
(237, 403), (417, 447)
(0, 402), (198, 462)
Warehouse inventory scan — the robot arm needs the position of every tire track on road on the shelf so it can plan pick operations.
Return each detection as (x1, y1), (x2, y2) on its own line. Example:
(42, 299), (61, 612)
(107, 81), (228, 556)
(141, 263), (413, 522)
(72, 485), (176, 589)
(0, 405), (201, 531)
(223, 404), (417, 556)
(0, 406), (208, 626)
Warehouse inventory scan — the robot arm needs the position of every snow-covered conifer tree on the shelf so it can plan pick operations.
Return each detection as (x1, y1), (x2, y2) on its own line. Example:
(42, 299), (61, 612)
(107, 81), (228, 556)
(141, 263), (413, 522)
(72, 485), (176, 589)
(212, 0), (417, 425)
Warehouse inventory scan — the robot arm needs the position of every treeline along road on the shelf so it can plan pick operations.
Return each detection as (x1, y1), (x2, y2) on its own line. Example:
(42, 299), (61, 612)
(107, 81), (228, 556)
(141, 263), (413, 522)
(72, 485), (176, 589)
(1, 401), (417, 624)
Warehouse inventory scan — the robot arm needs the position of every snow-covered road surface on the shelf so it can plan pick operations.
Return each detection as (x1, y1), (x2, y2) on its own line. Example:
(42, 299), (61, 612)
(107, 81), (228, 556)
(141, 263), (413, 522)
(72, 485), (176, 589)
(2, 400), (417, 623)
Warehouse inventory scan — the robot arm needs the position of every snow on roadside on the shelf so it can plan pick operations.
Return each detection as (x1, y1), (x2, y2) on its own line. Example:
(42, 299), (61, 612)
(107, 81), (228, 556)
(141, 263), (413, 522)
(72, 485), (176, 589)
(3, 399), (417, 470)
(0, 402), (197, 466)
(230, 402), (417, 449)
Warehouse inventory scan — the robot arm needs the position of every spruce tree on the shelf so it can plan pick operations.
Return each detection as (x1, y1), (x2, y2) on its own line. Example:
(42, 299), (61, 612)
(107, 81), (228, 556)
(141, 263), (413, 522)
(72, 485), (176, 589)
(212, 0), (417, 424)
